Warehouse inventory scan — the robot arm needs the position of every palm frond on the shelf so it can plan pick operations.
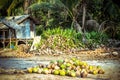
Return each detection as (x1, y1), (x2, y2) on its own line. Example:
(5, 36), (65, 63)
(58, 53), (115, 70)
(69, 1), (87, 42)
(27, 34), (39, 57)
(7, 0), (24, 16)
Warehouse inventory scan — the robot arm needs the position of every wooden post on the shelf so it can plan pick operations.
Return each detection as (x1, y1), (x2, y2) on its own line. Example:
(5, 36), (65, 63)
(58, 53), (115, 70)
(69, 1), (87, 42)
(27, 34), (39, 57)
(3, 30), (5, 48)
(9, 29), (11, 48)
(14, 29), (18, 46)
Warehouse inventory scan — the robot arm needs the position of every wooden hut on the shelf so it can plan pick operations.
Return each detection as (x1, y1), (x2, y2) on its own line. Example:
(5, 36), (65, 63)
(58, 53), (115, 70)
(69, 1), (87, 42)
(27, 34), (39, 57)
(0, 15), (38, 48)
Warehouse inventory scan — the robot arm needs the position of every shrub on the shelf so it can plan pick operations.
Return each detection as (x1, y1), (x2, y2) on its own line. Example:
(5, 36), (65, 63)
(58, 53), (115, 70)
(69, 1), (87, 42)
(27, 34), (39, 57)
(36, 28), (109, 50)
(37, 27), (83, 50)
(85, 31), (108, 48)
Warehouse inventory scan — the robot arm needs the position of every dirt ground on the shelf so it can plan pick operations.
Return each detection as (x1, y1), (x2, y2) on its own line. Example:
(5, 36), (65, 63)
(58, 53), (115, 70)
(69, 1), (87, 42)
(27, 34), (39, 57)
(0, 48), (120, 80)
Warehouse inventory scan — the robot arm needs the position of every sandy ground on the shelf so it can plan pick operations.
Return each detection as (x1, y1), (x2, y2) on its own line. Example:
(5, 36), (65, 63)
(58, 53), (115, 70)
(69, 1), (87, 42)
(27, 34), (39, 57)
(0, 59), (120, 80)
(0, 48), (120, 80)
(0, 73), (114, 80)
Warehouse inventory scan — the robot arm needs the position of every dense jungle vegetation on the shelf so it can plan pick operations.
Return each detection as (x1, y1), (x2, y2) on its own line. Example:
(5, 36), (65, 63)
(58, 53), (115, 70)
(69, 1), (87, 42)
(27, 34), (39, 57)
(0, 0), (120, 50)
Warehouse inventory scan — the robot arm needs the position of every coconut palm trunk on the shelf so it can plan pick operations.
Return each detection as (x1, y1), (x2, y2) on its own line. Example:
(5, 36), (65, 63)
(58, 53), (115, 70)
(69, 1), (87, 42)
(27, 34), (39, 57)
(24, 0), (31, 14)
(82, 3), (86, 32)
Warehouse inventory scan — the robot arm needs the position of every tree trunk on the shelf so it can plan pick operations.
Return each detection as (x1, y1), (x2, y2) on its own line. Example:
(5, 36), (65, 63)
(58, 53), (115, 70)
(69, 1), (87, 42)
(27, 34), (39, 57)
(82, 4), (86, 32)
(48, 10), (51, 18)
(81, 3), (87, 44)
(24, 0), (30, 14)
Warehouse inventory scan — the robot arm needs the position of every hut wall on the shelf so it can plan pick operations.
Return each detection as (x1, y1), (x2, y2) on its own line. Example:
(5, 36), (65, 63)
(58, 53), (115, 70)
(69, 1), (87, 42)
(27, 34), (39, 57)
(16, 19), (31, 39)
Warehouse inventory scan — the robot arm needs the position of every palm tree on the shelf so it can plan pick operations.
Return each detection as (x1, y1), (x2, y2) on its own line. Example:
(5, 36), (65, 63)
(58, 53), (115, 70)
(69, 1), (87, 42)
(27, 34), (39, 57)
(81, 0), (88, 32)
(59, 0), (83, 32)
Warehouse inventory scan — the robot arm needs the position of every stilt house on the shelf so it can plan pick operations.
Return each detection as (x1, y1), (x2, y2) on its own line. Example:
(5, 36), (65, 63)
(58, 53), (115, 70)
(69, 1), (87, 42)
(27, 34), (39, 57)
(0, 15), (38, 48)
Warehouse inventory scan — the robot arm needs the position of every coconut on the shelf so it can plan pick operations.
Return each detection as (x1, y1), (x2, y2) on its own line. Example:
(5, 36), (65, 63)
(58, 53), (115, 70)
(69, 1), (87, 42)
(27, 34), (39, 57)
(70, 71), (76, 77)
(60, 64), (66, 69)
(27, 67), (33, 73)
(51, 64), (56, 69)
(42, 68), (49, 74)
(81, 71), (88, 78)
(54, 65), (60, 70)
(98, 69), (105, 74)
(48, 69), (52, 74)
(75, 70), (81, 77)
(53, 70), (59, 75)
(66, 70), (70, 76)
(92, 70), (98, 75)
(74, 60), (80, 66)
(47, 64), (52, 69)
(66, 66), (72, 70)
(75, 66), (81, 71)
(32, 67), (39, 73)
(38, 68), (43, 74)
(59, 70), (66, 76)
(66, 63), (71, 67)
(81, 65), (86, 69)
(71, 65), (76, 70)
(81, 69), (88, 78)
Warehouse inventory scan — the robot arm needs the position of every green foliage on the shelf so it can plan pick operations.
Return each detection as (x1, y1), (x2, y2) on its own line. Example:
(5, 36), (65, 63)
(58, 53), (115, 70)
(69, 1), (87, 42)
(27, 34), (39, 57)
(85, 31), (108, 48)
(30, 0), (67, 30)
(41, 27), (76, 39)
(30, 0), (120, 40)
(30, 0), (84, 31)
(102, 0), (120, 22)
(30, 2), (52, 11)
(36, 28), (109, 50)
(13, 45), (18, 50)
(0, 0), (25, 16)
(115, 24), (120, 40)
(37, 27), (84, 50)
(36, 25), (44, 35)
(88, 0), (120, 23)
(6, 42), (18, 50)
(14, 7), (24, 15)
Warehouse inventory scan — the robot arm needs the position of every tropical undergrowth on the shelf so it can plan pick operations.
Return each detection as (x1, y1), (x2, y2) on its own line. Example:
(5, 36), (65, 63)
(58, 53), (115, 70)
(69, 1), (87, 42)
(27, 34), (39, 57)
(84, 31), (108, 48)
(36, 27), (108, 51)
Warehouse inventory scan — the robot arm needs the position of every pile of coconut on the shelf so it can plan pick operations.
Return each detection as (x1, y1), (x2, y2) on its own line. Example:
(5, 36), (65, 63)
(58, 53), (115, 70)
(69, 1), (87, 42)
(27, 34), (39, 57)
(27, 57), (105, 78)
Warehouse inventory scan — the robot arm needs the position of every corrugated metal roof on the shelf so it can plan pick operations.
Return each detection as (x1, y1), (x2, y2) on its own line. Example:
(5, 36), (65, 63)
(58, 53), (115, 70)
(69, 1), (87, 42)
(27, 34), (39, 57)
(0, 23), (8, 29)
(4, 15), (29, 24)
(0, 15), (30, 29)
(2, 20), (21, 29)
